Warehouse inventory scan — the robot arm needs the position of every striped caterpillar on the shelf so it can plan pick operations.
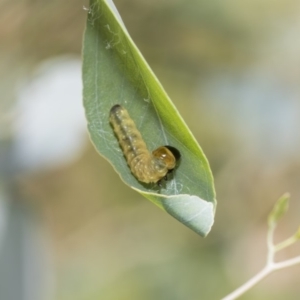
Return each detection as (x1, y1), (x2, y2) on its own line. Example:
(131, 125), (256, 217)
(109, 104), (180, 184)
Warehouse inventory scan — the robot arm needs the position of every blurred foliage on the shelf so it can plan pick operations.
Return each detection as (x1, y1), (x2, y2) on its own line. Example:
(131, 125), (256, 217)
(1, 0), (300, 299)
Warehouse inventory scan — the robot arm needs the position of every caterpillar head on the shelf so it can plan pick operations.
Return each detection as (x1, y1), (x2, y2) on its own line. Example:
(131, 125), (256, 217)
(152, 145), (181, 171)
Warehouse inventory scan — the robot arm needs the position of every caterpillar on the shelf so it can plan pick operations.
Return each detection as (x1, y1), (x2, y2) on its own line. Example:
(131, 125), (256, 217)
(109, 104), (181, 184)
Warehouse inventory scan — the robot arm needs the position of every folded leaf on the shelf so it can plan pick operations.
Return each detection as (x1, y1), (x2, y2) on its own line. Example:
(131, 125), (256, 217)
(82, 0), (216, 236)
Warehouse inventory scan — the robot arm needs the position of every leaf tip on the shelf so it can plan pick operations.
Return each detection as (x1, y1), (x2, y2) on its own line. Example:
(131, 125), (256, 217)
(268, 192), (290, 227)
(161, 195), (215, 237)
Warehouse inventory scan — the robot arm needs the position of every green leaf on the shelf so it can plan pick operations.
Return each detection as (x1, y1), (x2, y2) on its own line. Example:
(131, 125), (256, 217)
(82, 0), (216, 236)
(268, 193), (290, 227)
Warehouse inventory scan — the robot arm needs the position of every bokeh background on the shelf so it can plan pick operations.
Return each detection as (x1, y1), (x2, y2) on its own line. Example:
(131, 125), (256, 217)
(1, 0), (300, 299)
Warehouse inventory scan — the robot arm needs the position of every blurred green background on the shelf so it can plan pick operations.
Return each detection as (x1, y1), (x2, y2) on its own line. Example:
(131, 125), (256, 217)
(1, 0), (300, 299)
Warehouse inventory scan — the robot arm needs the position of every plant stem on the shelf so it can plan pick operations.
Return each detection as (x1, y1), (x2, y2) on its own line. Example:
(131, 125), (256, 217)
(221, 195), (299, 300)
(274, 255), (300, 270)
(221, 266), (272, 300)
(275, 235), (297, 252)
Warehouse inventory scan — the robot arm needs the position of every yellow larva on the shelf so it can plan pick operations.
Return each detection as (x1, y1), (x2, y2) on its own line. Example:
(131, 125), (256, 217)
(109, 104), (181, 184)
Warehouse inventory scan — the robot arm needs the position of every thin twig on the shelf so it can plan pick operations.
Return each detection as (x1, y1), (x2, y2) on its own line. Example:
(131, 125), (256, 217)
(221, 197), (300, 300)
(221, 266), (272, 300)
(274, 256), (300, 270)
(267, 224), (276, 263)
(275, 235), (298, 252)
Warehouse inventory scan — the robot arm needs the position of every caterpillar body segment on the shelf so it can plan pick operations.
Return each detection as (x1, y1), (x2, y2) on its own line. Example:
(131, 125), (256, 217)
(109, 104), (180, 184)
